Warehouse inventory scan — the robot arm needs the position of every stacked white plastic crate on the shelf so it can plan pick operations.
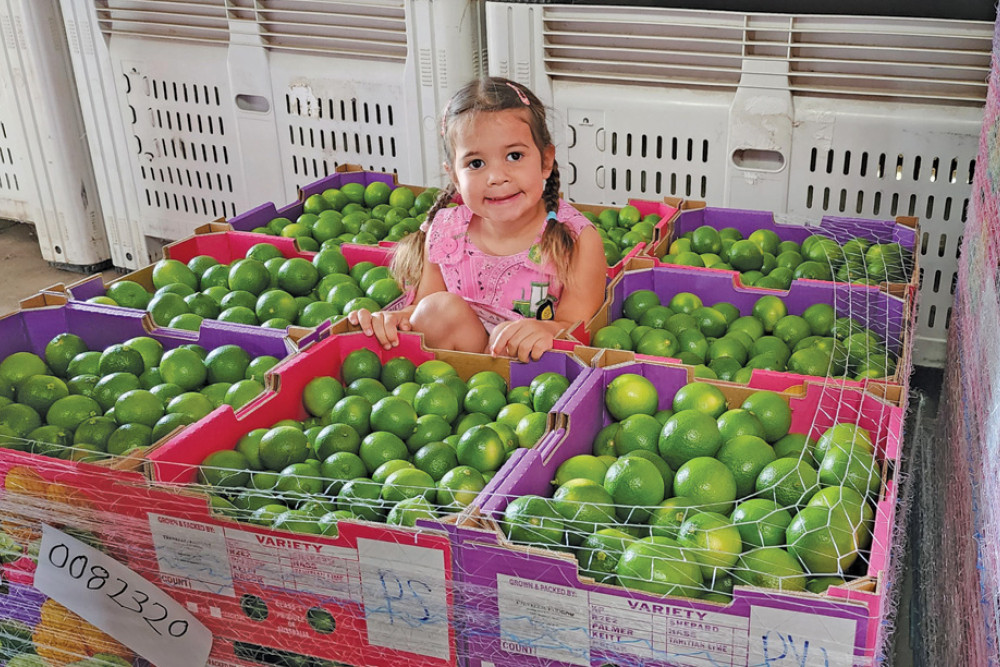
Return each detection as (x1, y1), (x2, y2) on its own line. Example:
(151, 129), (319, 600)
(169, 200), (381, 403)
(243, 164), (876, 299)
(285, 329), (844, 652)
(59, 0), (486, 269)
(0, 0), (109, 269)
(485, 2), (992, 367)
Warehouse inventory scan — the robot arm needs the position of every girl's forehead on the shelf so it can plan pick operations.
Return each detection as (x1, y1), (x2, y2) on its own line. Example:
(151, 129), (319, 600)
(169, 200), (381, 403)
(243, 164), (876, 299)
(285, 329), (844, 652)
(451, 108), (536, 148)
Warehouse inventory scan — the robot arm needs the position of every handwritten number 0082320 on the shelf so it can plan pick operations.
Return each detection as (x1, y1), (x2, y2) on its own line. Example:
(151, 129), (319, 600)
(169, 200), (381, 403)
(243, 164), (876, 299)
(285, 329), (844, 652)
(46, 542), (188, 638)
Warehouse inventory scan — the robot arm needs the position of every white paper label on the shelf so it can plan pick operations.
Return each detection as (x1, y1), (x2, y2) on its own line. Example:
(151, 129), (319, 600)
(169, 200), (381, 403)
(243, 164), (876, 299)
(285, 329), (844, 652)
(225, 527), (359, 600)
(589, 589), (750, 666)
(358, 538), (450, 660)
(748, 606), (858, 667)
(149, 513), (235, 596)
(496, 575), (590, 666)
(34, 524), (212, 667)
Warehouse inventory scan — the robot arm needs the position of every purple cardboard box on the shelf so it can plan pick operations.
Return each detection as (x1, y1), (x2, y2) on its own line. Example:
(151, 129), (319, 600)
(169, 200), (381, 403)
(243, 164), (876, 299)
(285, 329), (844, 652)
(0, 301), (296, 461)
(671, 207), (917, 249)
(652, 205), (919, 292)
(226, 170), (397, 232)
(55, 233), (397, 346)
(0, 301), (294, 360)
(608, 265), (908, 358)
(453, 360), (904, 667)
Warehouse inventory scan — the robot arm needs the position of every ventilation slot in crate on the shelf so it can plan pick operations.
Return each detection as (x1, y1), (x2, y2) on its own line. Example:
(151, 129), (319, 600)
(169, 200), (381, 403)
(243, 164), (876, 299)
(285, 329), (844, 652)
(126, 71), (239, 220)
(543, 8), (745, 90)
(283, 91), (402, 183)
(95, 0), (230, 43)
(541, 6), (991, 103)
(259, 1), (407, 63)
(0, 120), (18, 194)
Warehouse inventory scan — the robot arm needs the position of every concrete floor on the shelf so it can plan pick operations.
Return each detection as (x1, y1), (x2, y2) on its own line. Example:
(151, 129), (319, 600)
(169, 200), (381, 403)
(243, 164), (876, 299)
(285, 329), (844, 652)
(0, 221), (118, 313)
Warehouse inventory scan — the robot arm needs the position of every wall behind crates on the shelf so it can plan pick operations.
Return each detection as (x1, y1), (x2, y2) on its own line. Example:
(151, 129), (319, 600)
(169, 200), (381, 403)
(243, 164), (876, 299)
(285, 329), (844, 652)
(923, 7), (1000, 664)
(60, 0), (486, 270)
(486, 2), (992, 368)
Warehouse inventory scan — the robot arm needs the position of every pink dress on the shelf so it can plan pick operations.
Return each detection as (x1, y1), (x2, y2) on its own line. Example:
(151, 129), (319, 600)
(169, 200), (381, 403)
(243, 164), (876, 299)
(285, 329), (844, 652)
(424, 200), (593, 332)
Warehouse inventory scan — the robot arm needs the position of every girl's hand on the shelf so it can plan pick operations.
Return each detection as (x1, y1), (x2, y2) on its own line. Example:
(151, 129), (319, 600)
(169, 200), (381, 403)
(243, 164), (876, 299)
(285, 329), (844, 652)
(347, 307), (413, 349)
(488, 320), (559, 362)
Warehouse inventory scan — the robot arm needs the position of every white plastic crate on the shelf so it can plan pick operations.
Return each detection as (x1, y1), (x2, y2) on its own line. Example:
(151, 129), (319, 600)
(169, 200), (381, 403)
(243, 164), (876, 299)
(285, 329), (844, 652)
(486, 2), (992, 367)
(60, 0), (485, 269)
(0, 0), (109, 268)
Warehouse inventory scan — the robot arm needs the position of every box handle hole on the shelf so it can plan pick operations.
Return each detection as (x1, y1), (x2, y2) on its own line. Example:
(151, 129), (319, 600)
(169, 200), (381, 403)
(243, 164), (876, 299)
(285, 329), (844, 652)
(306, 607), (336, 635)
(731, 148), (785, 173)
(236, 94), (270, 113)
(240, 593), (269, 621)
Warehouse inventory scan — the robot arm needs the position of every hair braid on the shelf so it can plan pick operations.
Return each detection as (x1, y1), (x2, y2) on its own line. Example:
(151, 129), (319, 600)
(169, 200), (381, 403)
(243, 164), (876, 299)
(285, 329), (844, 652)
(542, 161), (562, 215)
(537, 161), (578, 286)
(390, 183), (456, 288)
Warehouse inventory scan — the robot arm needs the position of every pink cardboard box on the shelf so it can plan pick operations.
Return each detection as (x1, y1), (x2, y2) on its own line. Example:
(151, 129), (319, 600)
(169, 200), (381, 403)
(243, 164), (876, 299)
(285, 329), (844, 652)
(139, 331), (593, 665)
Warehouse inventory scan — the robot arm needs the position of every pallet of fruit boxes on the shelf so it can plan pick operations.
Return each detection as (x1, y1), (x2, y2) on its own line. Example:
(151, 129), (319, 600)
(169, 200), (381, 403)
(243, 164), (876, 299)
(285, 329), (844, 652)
(46, 228), (401, 346)
(219, 164), (680, 284)
(451, 356), (904, 667)
(644, 201), (919, 300)
(586, 262), (914, 399)
(102, 329), (594, 666)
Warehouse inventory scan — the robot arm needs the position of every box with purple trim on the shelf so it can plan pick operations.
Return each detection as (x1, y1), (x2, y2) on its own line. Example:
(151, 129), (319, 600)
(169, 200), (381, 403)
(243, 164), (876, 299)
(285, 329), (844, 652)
(1, 299), (295, 362)
(452, 359), (904, 667)
(224, 165), (407, 235)
(591, 264), (913, 392)
(646, 202), (919, 297)
(0, 298), (296, 465)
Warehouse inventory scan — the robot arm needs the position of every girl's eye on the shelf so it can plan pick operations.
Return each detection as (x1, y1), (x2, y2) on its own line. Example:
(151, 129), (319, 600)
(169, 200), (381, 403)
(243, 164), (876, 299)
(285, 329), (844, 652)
(507, 152), (523, 162)
(467, 159), (484, 170)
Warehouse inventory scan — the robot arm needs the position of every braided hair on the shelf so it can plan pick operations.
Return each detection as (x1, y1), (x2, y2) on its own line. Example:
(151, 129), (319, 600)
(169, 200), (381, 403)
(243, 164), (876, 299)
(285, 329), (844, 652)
(537, 160), (578, 286)
(390, 183), (455, 288)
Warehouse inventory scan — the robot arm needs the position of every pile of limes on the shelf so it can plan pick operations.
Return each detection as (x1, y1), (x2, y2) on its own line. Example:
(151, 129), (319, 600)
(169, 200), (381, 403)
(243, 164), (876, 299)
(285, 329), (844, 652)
(93, 242), (403, 331)
(197, 351), (572, 535)
(659, 226), (912, 288)
(591, 290), (897, 380)
(0, 334), (279, 462)
(501, 374), (882, 601)
(248, 182), (438, 249)
(582, 205), (662, 267)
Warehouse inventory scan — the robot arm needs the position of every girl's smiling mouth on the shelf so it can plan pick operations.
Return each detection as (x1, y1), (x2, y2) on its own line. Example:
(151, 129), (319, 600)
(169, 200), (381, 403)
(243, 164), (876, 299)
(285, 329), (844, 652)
(486, 192), (521, 204)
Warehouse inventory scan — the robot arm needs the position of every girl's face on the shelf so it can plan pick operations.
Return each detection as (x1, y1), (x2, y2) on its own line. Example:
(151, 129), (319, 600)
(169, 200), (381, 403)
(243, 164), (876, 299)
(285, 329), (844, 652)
(447, 108), (555, 231)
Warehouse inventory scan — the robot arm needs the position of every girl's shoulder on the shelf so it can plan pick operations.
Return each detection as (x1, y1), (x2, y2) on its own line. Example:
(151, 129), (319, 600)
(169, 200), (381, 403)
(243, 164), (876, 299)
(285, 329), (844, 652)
(556, 199), (595, 234)
(425, 204), (473, 263)
(426, 202), (472, 233)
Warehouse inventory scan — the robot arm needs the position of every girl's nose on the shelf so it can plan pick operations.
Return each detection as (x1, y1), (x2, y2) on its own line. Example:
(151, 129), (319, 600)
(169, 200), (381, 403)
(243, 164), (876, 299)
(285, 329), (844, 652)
(487, 166), (509, 185)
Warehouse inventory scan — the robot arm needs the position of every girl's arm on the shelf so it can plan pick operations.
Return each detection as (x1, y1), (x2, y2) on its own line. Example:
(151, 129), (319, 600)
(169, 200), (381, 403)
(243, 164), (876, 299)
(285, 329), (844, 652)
(410, 241), (449, 304)
(489, 225), (607, 361)
(349, 234), (449, 348)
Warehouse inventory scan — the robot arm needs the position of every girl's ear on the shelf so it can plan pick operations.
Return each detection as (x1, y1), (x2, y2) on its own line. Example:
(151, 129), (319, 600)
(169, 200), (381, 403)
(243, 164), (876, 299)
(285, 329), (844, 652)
(541, 144), (556, 179)
(444, 161), (458, 188)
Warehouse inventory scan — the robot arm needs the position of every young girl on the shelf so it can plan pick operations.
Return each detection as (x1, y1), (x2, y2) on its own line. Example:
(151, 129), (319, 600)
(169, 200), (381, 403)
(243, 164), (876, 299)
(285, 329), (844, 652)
(348, 77), (606, 361)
